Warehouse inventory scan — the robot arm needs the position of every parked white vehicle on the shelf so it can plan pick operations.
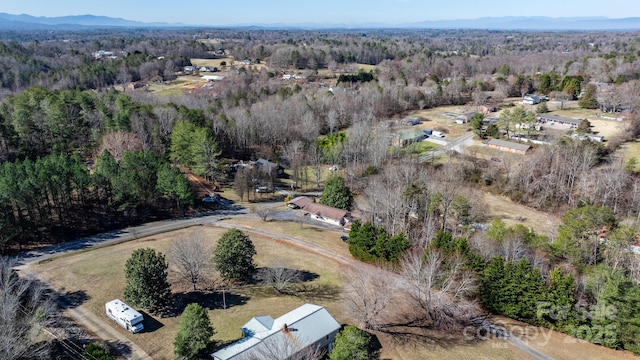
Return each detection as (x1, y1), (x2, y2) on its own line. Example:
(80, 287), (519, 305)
(432, 131), (445, 138)
(106, 299), (144, 333)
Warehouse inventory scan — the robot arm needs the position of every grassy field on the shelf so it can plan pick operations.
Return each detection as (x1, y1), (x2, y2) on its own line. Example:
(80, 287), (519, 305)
(191, 57), (233, 68)
(356, 63), (376, 72)
(482, 192), (560, 236)
(618, 140), (640, 171)
(31, 226), (349, 360)
(29, 220), (639, 359)
(27, 221), (525, 360)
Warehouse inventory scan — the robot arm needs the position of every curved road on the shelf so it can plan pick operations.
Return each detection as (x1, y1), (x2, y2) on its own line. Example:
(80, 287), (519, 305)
(15, 203), (554, 360)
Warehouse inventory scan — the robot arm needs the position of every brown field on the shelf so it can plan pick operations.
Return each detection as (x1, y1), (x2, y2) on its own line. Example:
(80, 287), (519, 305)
(146, 76), (203, 97)
(482, 192), (560, 237)
(618, 140), (640, 171)
(356, 63), (376, 72)
(191, 57), (233, 68)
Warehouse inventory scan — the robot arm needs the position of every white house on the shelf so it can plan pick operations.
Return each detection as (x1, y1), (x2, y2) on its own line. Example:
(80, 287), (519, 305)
(211, 304), (341, 360)
(202, 75), (225, 82)
(522, 94), (541, 105)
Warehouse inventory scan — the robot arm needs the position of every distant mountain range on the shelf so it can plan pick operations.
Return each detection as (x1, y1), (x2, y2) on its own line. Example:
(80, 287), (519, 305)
(0, 13), (180, 30)
(1, 12), (640, 31)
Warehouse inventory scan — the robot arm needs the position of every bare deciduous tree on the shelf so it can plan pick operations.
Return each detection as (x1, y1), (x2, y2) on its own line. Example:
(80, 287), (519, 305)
(239, 335), (325, 360)
(400, 249), (479, 332)
(169, 232), (213, 291)
(254, 266), (302, 294)
(0, 257), (55, 360)
(96, 131), (143, 161)
(344, 266), (397, 331)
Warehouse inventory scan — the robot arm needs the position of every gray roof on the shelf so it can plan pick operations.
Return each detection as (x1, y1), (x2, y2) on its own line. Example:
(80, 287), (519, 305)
(488, 139), (531, 152)
(536, 114), (582, 125)
(255, 158), (280, 173)
(211, 304), (340, 360)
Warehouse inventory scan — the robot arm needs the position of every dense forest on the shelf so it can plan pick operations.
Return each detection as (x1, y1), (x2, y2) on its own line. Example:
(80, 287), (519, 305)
(2, 26), (640, 357)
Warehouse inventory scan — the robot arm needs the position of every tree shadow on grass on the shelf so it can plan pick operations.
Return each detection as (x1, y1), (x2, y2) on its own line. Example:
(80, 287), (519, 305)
(103, 339), (133, 358)
(166, 290), (249, 316)
(56, 289), (91, 310)
(294, 283), (340, 302)
(376, 318), (483, 350)
(137, 310), (164, 333)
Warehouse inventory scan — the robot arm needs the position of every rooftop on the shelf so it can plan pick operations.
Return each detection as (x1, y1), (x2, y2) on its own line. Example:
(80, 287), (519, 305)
(536, 114), (582, 125)
(488, 139), (531, 152)
(211, 304), (340, 360)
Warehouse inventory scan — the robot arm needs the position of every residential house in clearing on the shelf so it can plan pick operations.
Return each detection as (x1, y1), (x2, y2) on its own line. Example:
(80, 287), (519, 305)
(522, 94), (541, 105)
(455, 112), (478, 124)
(255, 158), (284, 176)
(202, 75), (225, 82)
(288, 196), (349, 227)
(478, 104), (498, 115)
(211, 304), (341, 360)
(536, 114), (582, 127)
(487, 139), (531, 155)
(392, 131), (425, 147)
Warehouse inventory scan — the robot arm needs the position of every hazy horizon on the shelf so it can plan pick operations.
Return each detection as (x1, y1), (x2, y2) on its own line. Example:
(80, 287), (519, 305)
(1, 0), (639, 26)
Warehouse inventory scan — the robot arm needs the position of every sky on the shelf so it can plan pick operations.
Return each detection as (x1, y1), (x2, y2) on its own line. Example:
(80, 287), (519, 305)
(2, 0), (639, 26)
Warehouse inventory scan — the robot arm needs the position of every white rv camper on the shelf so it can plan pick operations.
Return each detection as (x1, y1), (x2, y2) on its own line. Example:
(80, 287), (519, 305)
(105, 299), (144, 333)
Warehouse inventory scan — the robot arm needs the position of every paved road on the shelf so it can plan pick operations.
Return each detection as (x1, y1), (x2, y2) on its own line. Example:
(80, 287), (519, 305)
(418, 132), (475, 162)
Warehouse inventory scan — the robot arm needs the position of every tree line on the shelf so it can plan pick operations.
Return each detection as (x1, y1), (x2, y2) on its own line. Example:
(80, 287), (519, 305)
(0, 150), (192, 253)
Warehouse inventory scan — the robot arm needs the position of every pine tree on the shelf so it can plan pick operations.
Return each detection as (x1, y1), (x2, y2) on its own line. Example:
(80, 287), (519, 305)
(124, 248), (171, 312)
(213, 228), (256, 282)
(320, 176), (352, 210)
(329, 325), (378, 360)
(174, 303), (215, 359)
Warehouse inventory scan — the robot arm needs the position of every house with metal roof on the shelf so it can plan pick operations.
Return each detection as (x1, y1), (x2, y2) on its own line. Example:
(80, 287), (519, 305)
(487, 139), (531, 155)
(536, 114), (582, 126)
(211, 304), (341, 360)
(392, 131), (425, 147)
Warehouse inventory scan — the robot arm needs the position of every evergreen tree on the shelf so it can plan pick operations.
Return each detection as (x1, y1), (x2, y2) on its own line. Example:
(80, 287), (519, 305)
(124, 248), (171, 312)
(174, 303), (215, 359)
(347, 220), (409, 263)
(213, 228), (256, 283)
(536, 102), (549, 113)
(541, 268), (576, 329)
(471, 113), (484, 138)
(576, 119), (592, 134)
(591, 269), (640, 353)
(83, 343), (114, 360)
(481, 257), (506, 314)
(156, 163), (193, 208)
(578, 84), (598, 109)
(329, 325), (378, 360)
(112, 150), (160, 210)
(552, 205), (616, 268)
(320, 176), (352, 210)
